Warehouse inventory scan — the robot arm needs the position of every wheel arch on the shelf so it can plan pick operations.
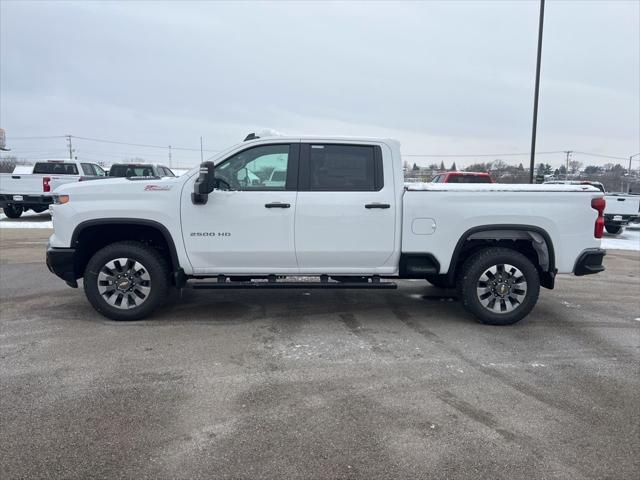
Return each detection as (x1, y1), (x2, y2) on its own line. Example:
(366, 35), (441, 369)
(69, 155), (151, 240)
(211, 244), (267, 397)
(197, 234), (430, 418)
(71, 219), (182, 283)
(446, 224), (556, 289)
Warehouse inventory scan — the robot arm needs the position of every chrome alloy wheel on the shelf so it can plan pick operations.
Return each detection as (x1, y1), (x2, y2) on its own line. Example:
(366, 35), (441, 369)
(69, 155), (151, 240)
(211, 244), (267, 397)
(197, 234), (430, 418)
(476, 263), (528, 314)
(97, 258), (151, 310)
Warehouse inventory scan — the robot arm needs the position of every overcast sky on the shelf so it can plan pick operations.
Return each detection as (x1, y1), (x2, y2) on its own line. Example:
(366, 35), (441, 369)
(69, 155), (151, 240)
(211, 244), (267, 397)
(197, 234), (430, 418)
(1, 0), (639, 168)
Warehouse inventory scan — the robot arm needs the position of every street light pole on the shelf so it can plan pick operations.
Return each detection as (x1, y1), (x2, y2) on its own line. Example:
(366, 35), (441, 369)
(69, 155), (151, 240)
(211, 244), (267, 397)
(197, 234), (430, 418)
(529, 0), (546, 183)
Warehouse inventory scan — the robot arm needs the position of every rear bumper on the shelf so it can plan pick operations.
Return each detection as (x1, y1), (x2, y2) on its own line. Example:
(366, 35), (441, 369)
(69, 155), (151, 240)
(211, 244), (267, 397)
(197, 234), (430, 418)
(604, 214), (638, 226)
(46, 246), (78, 287)
(573, 248), (606, 276)
(0, 194), (54, 208)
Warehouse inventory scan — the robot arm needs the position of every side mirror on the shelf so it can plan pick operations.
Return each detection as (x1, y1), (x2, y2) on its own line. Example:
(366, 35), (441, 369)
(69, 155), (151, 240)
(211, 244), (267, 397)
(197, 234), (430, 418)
(192, 161), (215, 205)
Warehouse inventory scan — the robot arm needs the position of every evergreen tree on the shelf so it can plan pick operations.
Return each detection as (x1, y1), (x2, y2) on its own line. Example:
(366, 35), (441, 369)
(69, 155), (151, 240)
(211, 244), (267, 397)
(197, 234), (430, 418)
(449, 162), (457, 171)
(439, 161), (445, 171)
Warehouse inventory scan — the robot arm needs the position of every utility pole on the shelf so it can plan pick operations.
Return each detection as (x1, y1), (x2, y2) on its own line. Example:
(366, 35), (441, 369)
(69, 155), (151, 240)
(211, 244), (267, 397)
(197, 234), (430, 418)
(200, 137), (204, 163)
(529, 0), (546, 183)
(168, 145), (172, 168)
(66, 135), (74, 160)
(564, 150), (572, 179)
(629, 153), (640, 193)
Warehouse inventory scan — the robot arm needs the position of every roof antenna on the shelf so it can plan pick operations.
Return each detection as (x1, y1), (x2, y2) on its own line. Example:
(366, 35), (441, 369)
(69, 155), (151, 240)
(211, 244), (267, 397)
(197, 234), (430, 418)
(244, 132), (259, 141)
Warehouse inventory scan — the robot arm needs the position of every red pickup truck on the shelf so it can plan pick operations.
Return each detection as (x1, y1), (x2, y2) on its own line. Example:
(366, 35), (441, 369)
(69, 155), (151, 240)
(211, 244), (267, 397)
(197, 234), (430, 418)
(431, 172), (494, 183)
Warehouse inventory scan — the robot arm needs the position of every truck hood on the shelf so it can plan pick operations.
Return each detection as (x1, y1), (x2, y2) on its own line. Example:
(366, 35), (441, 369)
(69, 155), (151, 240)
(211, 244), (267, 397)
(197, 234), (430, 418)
(53, 176), (182, 195)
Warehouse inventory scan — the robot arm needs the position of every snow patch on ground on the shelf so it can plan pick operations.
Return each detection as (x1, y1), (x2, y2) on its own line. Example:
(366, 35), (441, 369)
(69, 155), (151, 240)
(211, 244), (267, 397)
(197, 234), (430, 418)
(0, 211), (53, 229)
(601, 224), (640, 252)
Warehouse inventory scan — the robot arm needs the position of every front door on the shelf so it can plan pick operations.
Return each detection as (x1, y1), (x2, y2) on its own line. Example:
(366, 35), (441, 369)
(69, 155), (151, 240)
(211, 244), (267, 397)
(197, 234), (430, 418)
(295, 143), (397, 273)
(181, 143), (299, 274)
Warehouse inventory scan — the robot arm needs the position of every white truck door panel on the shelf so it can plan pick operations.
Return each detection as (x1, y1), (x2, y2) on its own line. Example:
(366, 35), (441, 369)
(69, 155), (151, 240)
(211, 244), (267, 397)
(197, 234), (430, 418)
(295, 143), (396, 272)
(180, 143), (299, 274)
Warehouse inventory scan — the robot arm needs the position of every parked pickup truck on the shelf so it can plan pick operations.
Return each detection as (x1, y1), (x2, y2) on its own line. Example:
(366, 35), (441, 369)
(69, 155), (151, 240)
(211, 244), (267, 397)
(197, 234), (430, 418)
(46, 135), (606, 325)
(545, 180), (640, 234)
(431, 171), (494, 183)
(0, 159), (106, 218)
(108, 163), (175, 178)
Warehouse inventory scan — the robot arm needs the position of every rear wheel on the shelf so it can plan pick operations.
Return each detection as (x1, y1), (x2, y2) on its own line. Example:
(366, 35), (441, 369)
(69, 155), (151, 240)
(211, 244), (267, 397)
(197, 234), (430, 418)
(605, 225), (623, 235)
(457, 247), (540, 325)
(84, 241), (170, 321)
(3, 205), (23, 218)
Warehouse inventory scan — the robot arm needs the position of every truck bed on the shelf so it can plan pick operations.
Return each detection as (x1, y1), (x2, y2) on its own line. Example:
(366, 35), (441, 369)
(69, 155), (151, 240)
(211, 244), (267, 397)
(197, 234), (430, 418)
(402, 183), (602, 274)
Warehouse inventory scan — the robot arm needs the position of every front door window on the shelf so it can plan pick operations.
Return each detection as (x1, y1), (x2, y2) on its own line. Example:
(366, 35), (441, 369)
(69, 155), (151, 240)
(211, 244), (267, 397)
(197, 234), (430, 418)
(215, 144), (290, 190)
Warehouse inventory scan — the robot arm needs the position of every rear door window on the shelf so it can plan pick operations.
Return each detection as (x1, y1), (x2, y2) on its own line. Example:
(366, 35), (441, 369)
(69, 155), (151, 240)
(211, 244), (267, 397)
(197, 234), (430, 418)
(303, 144), (382, 191)
(33, 162), (79, 175)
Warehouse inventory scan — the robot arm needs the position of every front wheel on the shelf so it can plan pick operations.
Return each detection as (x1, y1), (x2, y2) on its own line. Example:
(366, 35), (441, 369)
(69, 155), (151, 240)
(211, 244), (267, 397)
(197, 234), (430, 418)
(457, 247), (540, 325)
(3, 205), (23, 218)
(84, 241), (170, 321)
(605, 225), (623, 235)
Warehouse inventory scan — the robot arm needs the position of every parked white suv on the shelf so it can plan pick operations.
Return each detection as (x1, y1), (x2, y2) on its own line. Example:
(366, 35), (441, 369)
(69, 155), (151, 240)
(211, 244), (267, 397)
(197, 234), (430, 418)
(47, 135), (606, 325)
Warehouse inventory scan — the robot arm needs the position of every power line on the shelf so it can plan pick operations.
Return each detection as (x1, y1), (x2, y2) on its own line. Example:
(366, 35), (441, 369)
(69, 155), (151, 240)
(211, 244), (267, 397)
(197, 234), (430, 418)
(70, 135), (219, 153)
(573, 151), (630, 161)
(7, 135), (67, 140)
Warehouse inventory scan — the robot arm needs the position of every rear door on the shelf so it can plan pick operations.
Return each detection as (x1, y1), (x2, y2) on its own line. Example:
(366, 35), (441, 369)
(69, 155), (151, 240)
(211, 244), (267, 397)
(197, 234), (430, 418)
(295, 143), (396, 272)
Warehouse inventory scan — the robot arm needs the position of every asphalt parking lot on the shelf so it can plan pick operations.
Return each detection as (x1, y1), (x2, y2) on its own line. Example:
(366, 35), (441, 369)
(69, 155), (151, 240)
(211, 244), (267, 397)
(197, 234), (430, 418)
(1, 229), (638, 479)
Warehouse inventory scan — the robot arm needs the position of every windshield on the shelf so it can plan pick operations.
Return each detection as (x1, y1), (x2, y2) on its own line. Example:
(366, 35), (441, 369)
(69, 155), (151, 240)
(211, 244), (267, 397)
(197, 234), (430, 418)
(33, 162), (78, 175)
(109, 165), (155, 177)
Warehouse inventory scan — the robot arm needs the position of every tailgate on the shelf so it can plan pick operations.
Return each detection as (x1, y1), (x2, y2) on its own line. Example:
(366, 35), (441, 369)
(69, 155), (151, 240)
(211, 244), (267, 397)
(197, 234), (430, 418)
(0, 174), (46, 195)
(605, 195), (640, 216)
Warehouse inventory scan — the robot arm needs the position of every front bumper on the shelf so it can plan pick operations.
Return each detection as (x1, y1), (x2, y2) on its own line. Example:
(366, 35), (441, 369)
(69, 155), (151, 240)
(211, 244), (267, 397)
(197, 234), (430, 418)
(574, 248), (606, 276)
(46, 245), (78, 288)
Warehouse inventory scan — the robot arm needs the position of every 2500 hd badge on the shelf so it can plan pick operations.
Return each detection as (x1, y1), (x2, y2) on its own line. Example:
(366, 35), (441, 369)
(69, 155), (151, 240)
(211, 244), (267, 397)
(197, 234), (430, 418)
(190, 232), (231, 237)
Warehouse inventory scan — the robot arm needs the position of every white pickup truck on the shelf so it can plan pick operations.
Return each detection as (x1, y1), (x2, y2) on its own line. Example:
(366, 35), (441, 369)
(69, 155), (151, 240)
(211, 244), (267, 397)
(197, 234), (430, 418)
(46, 135), (606, 325)
(0, 159), (106, 218)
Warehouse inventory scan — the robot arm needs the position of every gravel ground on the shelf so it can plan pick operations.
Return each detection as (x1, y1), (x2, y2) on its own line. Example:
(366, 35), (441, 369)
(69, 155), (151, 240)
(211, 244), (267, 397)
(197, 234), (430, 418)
(1, 229), (639, 479)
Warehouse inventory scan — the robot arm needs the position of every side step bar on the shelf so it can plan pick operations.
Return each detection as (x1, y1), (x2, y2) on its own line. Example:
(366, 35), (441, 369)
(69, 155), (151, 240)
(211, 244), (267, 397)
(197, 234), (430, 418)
(191, 275), (397, 290)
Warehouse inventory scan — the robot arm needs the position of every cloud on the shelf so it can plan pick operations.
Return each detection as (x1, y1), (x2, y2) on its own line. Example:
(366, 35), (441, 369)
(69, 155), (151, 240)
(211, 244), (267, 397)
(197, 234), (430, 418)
(1, 0), (638, 168)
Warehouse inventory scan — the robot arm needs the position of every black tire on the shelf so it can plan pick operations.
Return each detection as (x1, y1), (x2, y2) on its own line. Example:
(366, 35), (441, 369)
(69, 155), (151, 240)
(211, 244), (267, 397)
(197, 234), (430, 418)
(84, 241), (170, 321)
(3, 205), (23, 219)
(605, 225), (623, 235)
(425, 275), (454, 289)
(457, 247), (540, 326)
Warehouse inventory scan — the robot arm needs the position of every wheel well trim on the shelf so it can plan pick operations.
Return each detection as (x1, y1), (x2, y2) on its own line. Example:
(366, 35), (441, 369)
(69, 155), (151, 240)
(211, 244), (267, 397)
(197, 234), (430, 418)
(70, 218), (180, 272)
(446, 224), (556, 280)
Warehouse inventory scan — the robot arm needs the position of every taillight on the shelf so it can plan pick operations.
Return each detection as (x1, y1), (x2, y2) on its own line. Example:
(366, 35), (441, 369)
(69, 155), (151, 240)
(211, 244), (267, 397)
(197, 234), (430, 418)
(43, 177), (51, 192)
(591, 197), (605, 238)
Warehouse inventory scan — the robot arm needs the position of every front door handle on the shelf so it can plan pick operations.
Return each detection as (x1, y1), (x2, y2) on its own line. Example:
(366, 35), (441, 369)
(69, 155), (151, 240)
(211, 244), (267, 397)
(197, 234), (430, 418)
(365, 203), (391, 209)
(265, 202), (291, 208)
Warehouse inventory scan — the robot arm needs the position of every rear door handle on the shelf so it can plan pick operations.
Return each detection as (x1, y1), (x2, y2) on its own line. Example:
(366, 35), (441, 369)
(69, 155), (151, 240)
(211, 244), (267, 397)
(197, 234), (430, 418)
(265, 202), (290, 208)
(365, 203), (391, 209)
